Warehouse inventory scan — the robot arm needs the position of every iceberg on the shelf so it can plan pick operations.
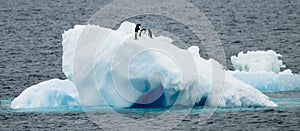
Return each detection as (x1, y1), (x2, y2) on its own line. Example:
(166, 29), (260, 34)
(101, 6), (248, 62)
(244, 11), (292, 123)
(230, 50), (300, 92)
(10, 21), (277, 109)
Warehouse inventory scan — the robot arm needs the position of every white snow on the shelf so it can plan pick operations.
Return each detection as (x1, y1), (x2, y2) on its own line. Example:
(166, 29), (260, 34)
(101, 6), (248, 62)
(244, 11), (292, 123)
(10, 21), (278, 109)
(231, 50), (285, 73)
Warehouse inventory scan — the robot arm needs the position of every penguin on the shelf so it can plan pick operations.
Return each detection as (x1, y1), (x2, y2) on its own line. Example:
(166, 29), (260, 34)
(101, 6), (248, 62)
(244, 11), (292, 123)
(139, 28), (147, 37)
(134, 24), (141, 39)
(148, 29), (153, 38)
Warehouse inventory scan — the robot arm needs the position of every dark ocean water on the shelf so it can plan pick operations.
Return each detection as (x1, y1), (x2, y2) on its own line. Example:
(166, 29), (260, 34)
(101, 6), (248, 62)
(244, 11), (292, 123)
(0, 0), (299, 130)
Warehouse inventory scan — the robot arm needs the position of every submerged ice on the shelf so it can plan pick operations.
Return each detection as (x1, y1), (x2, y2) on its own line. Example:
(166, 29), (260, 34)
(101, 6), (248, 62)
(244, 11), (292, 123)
(11, 21), (279, 109)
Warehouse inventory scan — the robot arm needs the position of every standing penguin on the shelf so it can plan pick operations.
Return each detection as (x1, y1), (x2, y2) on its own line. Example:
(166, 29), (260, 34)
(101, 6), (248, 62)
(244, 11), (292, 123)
(134, 24), (141, 40)
(139, 28), (147, 37)
(148, 29), (153, 38)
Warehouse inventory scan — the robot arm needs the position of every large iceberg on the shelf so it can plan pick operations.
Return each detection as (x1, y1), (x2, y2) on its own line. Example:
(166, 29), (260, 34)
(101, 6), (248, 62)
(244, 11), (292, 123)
(230, 50), (300, 92)
(11, 21), (277, 109)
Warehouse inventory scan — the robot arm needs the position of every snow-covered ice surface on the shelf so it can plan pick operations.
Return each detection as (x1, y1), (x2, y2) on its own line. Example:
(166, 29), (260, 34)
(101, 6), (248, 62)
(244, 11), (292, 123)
(230, 50), (300, 92)
(10, 22), (278, 109)
(231, 50), (285, 73)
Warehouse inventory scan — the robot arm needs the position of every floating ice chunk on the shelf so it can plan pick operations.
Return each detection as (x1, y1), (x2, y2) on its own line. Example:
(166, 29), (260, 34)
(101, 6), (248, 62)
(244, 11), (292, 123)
(10, 79), (78, 109)
(230, 50), (300, 92)
(231, 50), (285, 73)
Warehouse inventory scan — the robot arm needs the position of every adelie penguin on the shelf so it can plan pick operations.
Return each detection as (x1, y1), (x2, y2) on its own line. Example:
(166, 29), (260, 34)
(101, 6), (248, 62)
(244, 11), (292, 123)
(134, 24), (141, 40)
(148, 29), (152, 38)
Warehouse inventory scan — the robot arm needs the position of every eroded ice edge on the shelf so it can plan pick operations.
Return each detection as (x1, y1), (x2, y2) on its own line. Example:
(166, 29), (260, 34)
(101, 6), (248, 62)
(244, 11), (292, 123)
(11, 21), (299, 109)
